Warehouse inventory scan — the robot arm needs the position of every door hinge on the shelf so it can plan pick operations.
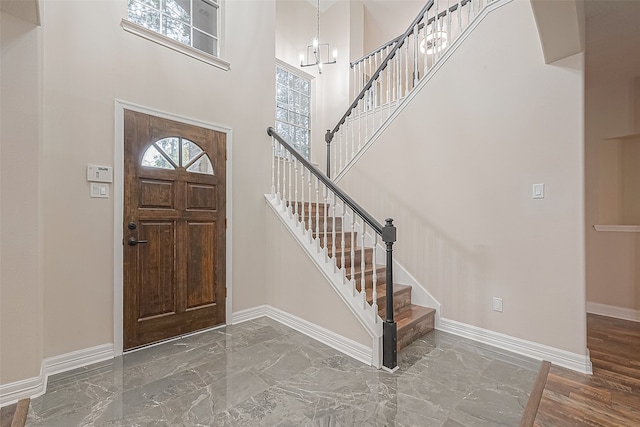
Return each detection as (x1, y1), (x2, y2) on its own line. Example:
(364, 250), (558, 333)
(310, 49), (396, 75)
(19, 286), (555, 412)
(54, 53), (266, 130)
(225, 148), (227, 161)
(225, 218), (228, 229)
(225, 287), (227, 298)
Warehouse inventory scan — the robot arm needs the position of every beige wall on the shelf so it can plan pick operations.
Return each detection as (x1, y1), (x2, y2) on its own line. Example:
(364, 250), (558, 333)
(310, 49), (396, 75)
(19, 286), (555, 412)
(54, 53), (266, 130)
(265, 207), (370, 346)
(0, 0), (276, 382)
(0, 11), (44, 384)
(275, 0), (352, 167)
(362, 0), (423, 54)
(339, 0), (587, 354)
(585, 0), (640, 313)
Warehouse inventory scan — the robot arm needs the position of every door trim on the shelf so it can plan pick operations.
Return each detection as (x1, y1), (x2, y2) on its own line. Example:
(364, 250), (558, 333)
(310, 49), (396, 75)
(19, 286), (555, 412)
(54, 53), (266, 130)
(113, 100), (233, 356)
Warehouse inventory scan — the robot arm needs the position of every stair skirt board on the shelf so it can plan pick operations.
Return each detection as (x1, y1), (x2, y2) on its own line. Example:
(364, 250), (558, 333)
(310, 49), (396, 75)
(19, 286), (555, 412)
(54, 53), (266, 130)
(333, 0), (516, 183)
(231, 305), (375, 367)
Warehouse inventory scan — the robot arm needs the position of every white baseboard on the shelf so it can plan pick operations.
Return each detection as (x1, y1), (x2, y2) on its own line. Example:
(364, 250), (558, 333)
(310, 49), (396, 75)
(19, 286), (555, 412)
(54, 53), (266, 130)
(0, 343), (114, 408)
(587, 301), (640, 322)
(232, 305), (373, 366)
(439, 318), (593, 374)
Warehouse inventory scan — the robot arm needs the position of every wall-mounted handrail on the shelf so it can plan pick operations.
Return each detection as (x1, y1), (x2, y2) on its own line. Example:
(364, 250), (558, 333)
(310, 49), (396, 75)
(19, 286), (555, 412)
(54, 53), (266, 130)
(267, 126), (399, 370)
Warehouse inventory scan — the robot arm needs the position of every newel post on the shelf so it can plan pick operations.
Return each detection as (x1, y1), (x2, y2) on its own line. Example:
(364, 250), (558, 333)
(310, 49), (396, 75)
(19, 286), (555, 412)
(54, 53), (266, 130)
(325, 130), (332, 178)
(382, 218), (397, 371)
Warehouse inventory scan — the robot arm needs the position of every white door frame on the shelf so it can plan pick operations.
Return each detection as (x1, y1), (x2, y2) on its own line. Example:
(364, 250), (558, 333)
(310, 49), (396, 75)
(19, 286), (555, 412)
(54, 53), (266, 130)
(113, 100), (233, 356)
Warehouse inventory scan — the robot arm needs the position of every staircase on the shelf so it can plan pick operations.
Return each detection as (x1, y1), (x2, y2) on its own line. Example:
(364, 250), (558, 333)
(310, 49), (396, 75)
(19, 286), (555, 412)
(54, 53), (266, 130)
(297, 201), (436, 351)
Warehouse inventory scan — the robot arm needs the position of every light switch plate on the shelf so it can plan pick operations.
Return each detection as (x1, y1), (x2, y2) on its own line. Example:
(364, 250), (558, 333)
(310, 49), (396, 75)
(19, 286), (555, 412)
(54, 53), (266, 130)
(87, 165), (113, 183)
(90, 183), (109, 198)
(532, 183), (544, 199)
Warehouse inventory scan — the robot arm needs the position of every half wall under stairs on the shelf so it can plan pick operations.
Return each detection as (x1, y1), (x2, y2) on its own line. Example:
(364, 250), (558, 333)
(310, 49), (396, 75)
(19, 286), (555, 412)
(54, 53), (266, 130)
(265, 192), (436, 368)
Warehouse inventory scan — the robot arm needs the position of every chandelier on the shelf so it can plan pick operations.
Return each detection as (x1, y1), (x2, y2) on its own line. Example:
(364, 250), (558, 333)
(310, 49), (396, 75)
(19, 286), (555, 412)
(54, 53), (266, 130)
(300, 0), (336, 74)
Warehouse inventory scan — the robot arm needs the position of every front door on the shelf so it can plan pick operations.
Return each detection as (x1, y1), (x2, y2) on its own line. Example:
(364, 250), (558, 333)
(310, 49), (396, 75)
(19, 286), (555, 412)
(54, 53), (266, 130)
(123, 110), (226, 350)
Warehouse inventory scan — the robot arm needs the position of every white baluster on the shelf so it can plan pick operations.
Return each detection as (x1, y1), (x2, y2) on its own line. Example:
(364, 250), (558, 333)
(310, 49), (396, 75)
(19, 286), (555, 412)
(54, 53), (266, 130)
(293, 158), (298, 222)
(282, 150), (288, 213)
(457, 0), (462, 40)
(358, 99), (362, 151)
(315, 175), (320, 247)
(413, 25), (419, 87)
(331, 197), (337, 261)
(288, 155), (292, 217)
(350, 209), (356, 292)
(404, 40), (408, 97)
(351, 112), (355, 160)
(300, 162), (305, 232)
(447, 0), (452, 48)
(423, 17), (428, 75)
(308, 168), (313, 243)
(340, 208), (346, 275)
(386, 47), (390, 119)
(323, 186), (328, 256)
(276, 142), (281, 204)
(372, 233), (378, 317)
(271, 137), (275, 197)
(360, 220), (366, 302)
(338, 129), (343, 174)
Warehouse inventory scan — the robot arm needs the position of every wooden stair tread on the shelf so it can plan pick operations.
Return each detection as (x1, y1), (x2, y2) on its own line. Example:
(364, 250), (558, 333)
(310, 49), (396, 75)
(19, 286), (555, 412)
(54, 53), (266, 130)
(396, 305), (436, 329)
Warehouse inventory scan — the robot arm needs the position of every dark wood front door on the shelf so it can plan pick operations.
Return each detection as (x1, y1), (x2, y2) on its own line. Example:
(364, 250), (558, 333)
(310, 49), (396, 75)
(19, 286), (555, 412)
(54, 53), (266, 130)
(123, 110), (226, 350)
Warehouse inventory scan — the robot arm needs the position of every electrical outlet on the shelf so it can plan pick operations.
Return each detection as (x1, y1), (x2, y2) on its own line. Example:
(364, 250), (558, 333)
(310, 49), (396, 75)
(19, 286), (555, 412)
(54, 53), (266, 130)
(492, 297), (503, 312)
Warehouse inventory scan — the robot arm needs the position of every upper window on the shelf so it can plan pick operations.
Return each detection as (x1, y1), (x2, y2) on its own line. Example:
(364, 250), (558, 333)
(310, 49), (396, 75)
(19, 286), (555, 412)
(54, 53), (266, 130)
(142, 137), (214, 175)
(127, 0), (219, 56)
(276, 65), (311, 160)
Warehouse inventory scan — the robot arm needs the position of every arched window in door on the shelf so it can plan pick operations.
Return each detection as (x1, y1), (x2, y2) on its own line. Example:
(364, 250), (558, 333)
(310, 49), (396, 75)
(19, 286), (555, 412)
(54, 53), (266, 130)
(141, 137), (214, 175)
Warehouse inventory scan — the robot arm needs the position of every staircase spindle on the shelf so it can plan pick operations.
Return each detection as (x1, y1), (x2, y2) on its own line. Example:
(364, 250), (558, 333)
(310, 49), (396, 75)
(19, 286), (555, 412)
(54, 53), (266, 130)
(350, 209), (355, 284)
(340, 205), (346, 275)
(293, 158), (298, 221)
(282, 152), (288, 213)
(413, 24), (420, 89)
(300, 161), (305, 232)
(372, 234), (378, 315)
(457, 0), (462, 40)
(315, 175), (320, 245)
(276, 142), (281, 203)
(386, 46), (390, 119)
(331, 198), (337, 260)
(307, 168), (313, 243)
(360, 220), (366, 300)
(271, 137), (276, 197)
(404, 38), (409, 96)
(323, 186), (328, 254)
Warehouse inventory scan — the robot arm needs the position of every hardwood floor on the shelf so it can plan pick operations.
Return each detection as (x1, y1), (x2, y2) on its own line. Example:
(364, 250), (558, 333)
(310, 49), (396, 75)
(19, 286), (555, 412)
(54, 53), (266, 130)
(534, 314), (640, 426)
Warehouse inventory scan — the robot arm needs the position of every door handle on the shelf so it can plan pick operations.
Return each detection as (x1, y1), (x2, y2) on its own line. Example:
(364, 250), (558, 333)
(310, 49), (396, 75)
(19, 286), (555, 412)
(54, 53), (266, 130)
(127, 237), (148, 246)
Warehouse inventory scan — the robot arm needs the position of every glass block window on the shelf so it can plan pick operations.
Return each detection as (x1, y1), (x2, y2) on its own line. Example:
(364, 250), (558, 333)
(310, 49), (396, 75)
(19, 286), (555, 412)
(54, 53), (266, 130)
(276, 65), (311, 160)
(127, 0), (219, 56)
(142, 137), (214, 175)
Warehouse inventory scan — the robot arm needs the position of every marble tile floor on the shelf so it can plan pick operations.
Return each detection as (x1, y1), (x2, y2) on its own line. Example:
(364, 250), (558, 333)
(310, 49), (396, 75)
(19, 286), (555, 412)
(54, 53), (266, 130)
(26, 318), (541, 426)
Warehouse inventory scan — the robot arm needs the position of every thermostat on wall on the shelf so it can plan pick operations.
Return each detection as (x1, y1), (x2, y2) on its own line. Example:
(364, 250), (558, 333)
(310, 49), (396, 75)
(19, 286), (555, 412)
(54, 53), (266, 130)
(87, 165), (113, 183)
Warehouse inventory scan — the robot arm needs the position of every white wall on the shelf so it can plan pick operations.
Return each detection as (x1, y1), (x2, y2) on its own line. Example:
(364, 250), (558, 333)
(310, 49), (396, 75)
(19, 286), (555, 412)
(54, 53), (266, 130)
(339, 0), (587, 355)
(0, 11), (44, 384)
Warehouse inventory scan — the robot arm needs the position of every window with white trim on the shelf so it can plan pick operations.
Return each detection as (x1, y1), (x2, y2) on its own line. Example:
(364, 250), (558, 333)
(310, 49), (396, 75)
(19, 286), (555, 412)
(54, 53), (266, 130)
(275, 65), (311, 160)
(127, 0), (220, 56)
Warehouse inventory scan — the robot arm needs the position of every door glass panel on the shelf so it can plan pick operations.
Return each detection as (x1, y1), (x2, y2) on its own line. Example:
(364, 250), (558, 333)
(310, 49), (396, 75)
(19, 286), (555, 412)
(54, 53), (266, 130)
(142, 145), (175, 169)
(187, 155), (214, 175)
(155, 137), (180, 165)
(182, 139), (203, 165)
